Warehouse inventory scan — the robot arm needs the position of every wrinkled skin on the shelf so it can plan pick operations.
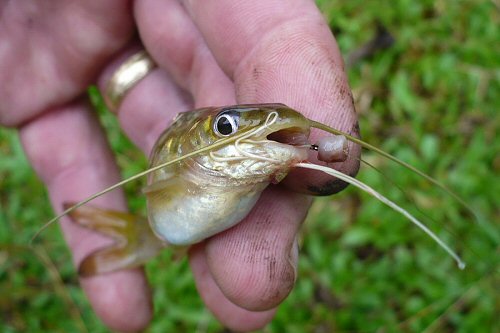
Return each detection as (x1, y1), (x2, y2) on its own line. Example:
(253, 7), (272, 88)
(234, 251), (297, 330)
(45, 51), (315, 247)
(0, 1), (360, 332)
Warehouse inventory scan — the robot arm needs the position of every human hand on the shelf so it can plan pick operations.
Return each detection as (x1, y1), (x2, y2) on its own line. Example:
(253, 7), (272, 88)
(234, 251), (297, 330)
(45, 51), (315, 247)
(0, 0), (359, 332)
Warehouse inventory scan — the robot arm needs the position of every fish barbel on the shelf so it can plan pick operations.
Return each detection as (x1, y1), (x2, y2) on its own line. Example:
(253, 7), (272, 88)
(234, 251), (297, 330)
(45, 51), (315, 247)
(40, 103), (468, 276)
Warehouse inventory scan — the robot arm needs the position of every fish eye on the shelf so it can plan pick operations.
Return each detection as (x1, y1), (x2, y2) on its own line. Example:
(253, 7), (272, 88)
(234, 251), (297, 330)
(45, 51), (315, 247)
(214, 112), (239, 136)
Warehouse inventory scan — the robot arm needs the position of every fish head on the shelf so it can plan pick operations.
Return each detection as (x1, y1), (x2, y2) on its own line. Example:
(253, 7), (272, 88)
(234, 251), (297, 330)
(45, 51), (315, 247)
(192, 104), (312, 183)
(147, 104), (312, 245)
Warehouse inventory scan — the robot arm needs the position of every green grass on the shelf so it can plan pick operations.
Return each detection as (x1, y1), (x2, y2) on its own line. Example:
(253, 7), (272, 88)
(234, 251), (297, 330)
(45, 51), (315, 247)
(1, 0), (499, 332)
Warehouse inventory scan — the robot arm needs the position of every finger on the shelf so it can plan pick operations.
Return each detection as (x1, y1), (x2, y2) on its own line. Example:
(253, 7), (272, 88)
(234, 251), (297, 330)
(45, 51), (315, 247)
(98, 45), (193, 153)
(97, 44), (282, 330)
(0, 0), (134, 126)
(189, 244), (277, 331)
(178, 0), (357, 314)
(183, 0), (361, 194)
(19, 101), (152, 332)
(134, 0), (236, 106)
(204, 187), (308, 312)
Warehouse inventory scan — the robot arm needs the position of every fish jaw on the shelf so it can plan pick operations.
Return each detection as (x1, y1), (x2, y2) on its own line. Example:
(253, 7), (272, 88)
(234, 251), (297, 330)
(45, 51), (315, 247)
(194, 140), (309, 184)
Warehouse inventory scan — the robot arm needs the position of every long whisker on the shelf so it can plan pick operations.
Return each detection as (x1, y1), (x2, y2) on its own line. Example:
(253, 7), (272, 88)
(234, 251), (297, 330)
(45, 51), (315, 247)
(33, 111), (285, 242)
(209, 111), (281, 164)
(31, 129), (262, 243)
(294, 162), (466, 269)
(233, 112), (281, 163)
(308, 120), (478, 222)
(208, 153), (248, 162)
(234, 138), (279, 163)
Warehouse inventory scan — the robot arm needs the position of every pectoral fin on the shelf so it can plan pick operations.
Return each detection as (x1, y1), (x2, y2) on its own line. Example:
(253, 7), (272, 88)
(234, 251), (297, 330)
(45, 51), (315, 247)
(64, 203), (167, 277)
(141, 176), (181, 195)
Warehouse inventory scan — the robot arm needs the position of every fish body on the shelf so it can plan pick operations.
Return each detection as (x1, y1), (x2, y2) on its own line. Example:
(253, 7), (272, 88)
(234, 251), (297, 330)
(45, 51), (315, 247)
(145, 104), (310, 245)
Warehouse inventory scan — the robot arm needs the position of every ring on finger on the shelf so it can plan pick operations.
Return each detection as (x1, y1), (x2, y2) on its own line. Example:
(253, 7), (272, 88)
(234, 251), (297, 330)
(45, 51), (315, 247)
(104, 50), (156, 112)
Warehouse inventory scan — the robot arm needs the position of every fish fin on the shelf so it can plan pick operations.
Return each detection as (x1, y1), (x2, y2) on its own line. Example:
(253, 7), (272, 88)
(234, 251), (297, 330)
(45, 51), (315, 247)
(142, 177), (191, 208)
(64, 202), (167, 276)
(141, 177), (180, 194)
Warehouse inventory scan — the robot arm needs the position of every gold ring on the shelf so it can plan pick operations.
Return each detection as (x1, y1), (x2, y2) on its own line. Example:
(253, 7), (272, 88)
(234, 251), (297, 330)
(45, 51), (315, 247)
(104, 50), (156, 111)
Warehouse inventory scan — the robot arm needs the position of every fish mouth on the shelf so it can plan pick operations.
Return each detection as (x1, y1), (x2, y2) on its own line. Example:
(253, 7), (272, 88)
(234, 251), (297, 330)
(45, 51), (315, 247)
(267, 127), (310, 147)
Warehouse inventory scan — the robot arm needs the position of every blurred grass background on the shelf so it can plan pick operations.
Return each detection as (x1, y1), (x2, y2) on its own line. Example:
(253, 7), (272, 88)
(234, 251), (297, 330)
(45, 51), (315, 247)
(1, 0), (499, 332)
